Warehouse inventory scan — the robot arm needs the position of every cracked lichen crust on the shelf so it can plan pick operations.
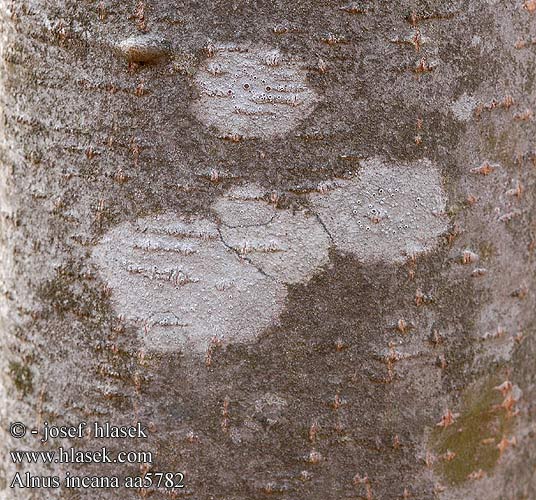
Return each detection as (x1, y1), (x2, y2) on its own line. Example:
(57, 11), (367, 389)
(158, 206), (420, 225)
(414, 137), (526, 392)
(92, 158), (447, 353)
(191, 42), (318, 139)
(308, 158), (448, 263)
(91, 190), (329, 353)
(214, 185), (331, 284)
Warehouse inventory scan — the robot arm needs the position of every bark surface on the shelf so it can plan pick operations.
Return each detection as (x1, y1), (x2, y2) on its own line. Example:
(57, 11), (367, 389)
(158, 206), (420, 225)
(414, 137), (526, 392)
(1, 1), (535, 499)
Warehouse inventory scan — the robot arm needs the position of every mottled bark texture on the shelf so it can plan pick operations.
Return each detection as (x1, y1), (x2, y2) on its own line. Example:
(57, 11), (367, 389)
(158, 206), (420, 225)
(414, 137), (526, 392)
(1, 1), (535, 499)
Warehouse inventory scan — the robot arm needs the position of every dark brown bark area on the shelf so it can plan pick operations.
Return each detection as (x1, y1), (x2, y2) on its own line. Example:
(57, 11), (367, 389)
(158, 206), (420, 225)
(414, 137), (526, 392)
(1, 1), (535, 499)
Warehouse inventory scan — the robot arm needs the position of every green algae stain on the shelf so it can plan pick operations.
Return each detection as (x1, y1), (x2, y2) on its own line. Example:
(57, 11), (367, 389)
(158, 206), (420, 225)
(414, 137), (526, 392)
(8, 361), (33, 396)
(431, 375), (514, 485)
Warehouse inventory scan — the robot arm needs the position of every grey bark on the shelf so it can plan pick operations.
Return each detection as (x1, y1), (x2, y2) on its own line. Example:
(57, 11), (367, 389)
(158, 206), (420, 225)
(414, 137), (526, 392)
(1, 1), (535, 499)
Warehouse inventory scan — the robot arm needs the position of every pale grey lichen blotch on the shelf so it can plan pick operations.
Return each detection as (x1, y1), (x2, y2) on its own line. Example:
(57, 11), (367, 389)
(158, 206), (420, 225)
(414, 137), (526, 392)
(451, 93), (478, 122)
(214, 188), (331, 284)
(92, 159), (447, 354)
(91, 190), (329, 353)
(191, 43), (319, 138)
(308, 158), (448, 263)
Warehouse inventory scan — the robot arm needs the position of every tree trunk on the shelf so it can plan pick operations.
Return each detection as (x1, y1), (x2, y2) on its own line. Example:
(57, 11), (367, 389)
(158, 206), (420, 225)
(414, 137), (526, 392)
(1, 1), (535, 499)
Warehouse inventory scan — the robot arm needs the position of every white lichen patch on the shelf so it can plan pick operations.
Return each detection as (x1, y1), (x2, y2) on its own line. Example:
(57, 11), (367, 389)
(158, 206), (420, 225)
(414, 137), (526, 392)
(92, 214), (287, 353)
(308, 158), (448, 263)
(91, 191), (329, 353)
(92, 159), (447, 354)
(212, 193), (275, 227)
(451, 93), (478, 122)
(191, 43), (318, 139)
(214, 193), (331, 284)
